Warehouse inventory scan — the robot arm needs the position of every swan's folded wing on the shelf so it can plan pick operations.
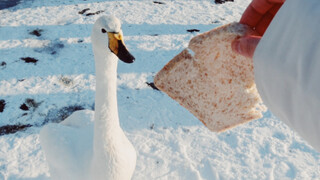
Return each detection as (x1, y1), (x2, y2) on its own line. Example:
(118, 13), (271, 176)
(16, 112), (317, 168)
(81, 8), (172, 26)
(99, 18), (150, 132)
(40, 120), (93, 179)
(154, 23), (266, 132)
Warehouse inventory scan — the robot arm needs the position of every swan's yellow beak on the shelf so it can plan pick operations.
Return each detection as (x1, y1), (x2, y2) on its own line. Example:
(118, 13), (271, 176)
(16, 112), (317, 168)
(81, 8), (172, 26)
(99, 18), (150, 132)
(108, 32), (135, 63)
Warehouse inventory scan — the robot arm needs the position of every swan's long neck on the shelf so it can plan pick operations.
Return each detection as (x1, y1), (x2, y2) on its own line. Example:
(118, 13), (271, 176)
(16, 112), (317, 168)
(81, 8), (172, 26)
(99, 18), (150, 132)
(91, 47), (123, 177)
(93, 47), (121, 141)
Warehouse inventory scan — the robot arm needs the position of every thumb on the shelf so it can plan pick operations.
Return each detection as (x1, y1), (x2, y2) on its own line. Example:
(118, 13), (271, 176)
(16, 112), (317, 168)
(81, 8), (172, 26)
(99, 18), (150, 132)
(232, 36), (261, 58)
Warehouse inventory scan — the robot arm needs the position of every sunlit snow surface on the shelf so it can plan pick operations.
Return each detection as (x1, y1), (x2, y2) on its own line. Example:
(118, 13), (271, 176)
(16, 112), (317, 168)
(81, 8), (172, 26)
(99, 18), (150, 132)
(0, 0), (319, 179)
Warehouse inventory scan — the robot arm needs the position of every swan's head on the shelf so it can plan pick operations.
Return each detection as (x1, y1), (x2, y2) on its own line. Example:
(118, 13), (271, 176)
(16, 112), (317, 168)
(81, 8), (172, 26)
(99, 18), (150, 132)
(91, 15), (135, 63)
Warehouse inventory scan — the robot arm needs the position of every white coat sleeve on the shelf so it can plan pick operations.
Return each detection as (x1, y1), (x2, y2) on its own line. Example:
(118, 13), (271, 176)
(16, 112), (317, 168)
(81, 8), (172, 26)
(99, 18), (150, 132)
(253, 0), (320, 151)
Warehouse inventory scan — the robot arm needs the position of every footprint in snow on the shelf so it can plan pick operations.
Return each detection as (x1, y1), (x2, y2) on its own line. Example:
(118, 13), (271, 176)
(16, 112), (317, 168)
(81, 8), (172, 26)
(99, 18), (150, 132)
(34, 40), (64, 55)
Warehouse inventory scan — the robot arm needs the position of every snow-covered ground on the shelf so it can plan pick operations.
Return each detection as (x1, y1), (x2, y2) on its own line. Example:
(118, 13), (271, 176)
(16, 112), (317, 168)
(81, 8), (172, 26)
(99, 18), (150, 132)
(0, 0), (319, 179)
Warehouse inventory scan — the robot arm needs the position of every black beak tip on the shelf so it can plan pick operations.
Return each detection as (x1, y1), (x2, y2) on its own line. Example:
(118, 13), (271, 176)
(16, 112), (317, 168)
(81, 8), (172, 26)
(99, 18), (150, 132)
(119, 53), (135, 64)
(127, 55), (135, 63)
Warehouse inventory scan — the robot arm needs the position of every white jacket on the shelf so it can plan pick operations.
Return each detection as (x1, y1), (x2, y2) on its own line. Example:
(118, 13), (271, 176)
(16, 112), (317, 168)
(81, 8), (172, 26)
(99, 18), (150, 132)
(254, 0), (320, 151)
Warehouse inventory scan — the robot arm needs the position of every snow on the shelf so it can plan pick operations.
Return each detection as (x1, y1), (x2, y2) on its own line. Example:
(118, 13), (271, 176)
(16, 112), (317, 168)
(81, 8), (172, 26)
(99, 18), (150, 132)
(0, 0), (319, 180)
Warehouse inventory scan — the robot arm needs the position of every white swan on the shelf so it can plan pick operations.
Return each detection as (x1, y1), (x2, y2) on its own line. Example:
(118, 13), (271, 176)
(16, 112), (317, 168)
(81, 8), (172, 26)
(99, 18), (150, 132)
(40, 15), (136, 180)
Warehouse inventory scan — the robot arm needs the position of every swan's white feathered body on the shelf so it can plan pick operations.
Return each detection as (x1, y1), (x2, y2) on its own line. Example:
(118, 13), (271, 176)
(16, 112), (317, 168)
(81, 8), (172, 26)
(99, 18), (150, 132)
(40, 15), (136, 180)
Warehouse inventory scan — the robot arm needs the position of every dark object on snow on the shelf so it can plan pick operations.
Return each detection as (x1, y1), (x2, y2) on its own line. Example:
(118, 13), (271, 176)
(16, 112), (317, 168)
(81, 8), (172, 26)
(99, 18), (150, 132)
(0, 99), (5, 113)
(78, 8), (104, 16)
(19, 98), (41, 111)
(86, 10), (104, 16)
(0, 124), (32, 136)
(20, 57), (38, 64)
(146, 82), (160, 91)
(212, 20), (221, 24)
(153, 1), (165, 5)
(78, 8), (90, 14)
(29, 29), (43, 37)
(50, 42), (64, 55)
(20, 103), (29, 111)
(150, 123), (155, 130)
(0, 61), (6, 69)
(187, 29), (200, 33)
(25, 98), (40, 108)
(0, 0), (21, 10)
(215, 0), (234, 4)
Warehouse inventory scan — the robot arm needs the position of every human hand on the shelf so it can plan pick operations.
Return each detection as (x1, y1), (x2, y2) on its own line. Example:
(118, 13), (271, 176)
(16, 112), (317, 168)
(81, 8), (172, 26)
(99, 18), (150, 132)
(232, 0), (285, 58)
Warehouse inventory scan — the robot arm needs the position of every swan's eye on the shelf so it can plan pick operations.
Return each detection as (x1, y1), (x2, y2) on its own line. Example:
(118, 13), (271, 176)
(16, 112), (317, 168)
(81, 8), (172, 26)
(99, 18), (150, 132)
(101, 29), (107, 33)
